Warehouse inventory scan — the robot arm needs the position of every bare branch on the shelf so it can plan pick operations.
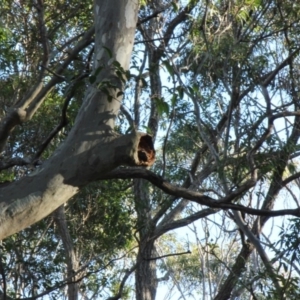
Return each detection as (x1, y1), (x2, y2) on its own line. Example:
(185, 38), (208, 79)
(144, 250), (191, 261)
(0, 26), (94, 153)
(161, 4), (194, 49)
(232, 211), (282, 293)
(33, 74), (89, 161)
(137, 9), (165, 26)
(155, 208), (218, 238)
(106, 264), (137, 300)
(101, 168), (300, 217)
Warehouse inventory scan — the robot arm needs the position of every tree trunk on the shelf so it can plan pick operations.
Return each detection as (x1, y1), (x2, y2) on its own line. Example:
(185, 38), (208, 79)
(134, 178), (157, 300)
(213, 242), (254, 300)
(0, 0), (156, 240)
(53, 206), (79, 300)
(136, 240), (157, 300)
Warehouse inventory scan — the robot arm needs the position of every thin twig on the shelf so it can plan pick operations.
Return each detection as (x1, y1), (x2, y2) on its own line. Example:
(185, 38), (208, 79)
(144, 250), (191, 261)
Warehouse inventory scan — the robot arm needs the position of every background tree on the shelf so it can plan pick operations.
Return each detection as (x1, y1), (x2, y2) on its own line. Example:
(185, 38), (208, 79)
(1, 0), (300, 299)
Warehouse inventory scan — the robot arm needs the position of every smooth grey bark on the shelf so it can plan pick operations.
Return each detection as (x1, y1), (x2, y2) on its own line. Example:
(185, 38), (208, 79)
(0, 0), (152, 240)
(53, 206), (79, 300)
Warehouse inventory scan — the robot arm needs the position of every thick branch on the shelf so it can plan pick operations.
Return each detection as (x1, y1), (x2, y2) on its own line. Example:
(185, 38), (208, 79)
(102, 168), (300, 217)
(0, 130), (153, 240)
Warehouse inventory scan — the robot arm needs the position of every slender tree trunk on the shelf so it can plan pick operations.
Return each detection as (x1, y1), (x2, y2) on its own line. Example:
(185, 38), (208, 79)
(214, 242), (254, 300)
(53, 206), (79, 300)
(134, 179), (157, 300)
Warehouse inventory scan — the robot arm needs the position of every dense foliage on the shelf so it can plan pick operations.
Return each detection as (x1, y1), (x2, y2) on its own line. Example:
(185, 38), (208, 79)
(1, 0), (300, 299)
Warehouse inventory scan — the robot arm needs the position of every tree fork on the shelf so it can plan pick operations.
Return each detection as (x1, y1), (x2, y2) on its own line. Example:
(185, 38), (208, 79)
(0, 0), (143, 240)
(0, 131), (154, 240)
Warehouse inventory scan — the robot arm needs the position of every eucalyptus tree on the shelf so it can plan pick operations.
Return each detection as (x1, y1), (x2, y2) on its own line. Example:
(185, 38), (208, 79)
(1, 0), (300, 300)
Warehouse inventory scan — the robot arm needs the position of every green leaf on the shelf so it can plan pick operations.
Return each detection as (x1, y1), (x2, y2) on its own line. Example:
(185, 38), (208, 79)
(125, 70), (131, 80)
(154, 97), (169, 116)
(171, 1), (179, 12)
(94, 66), (104, 77)
(103, 46), (112, 58)
(163, 60), (174, 77)
(117, 91), (124, 97)
(141, 125), (152, 134)
(171, 94), (178, 106)
(176, 86), (184, 99)
(89, 66), (104, 84)
(89, 75), (96, 84)
(116, 70), (126, 83)
(113, 60), (121, 68)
